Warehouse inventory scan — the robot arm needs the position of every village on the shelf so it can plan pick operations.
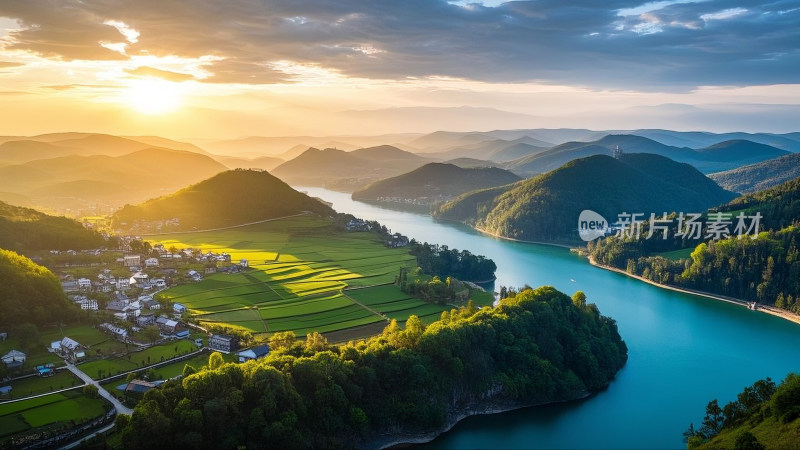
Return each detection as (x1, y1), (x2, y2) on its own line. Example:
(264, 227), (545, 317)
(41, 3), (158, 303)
(0, 237), (270, 414)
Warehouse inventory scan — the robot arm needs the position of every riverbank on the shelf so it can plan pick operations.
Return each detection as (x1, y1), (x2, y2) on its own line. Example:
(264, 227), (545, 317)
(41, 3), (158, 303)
(366, 392), (591, 450)
(472, 226), (578, 249)
(587, 256), (800, 326)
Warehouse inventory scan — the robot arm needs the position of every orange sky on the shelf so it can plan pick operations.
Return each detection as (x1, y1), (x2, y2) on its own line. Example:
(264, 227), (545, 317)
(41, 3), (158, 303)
(0, 2), (798, 139)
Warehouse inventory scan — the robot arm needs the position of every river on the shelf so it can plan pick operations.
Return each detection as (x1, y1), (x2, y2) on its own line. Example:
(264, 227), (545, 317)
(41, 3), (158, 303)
(299, 187), (800, 449)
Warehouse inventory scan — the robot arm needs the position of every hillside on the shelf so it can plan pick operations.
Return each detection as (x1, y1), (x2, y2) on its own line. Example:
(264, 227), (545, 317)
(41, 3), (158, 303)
(352, 163), (521, 207)
(112, 169), (335, 232)
(508, 135), (788, 175)
(0, 200), (105, 252)
(0, 148), (227, 211)
(709, 152), (800, 194)
(718, 176), (800, 231)
(0, 249), (75, 328)
(214, 155), (284, 171)
(435, 153), (736, 242)
(687, 374), (800, 450)
(0, 140), (77, 164)
(271, 146), (431, 191)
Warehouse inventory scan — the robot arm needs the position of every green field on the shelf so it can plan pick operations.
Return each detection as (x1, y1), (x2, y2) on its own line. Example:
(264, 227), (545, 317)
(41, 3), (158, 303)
(654, 247), (695, 261)
(0, 371), (82, 399)
(149, 216), (437, 338)
(0, 391), (107, 441)
(78, 340), (199, 380)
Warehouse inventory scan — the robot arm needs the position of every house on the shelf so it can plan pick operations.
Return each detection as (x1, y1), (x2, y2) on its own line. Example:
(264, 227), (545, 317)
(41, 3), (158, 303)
(35, 365), (54, 377)
(100, 323), (128, 339)
(80, 299), (99, 311)
(186, 270), (203, 281)
(141, 298), (161, 310)
(77, 278), (92, 291)
(238, 345), (269, 363)
(57, 337), (83, 360)
(61, 280), (79, 293)
(1, 350), (26, 369)
(124, 379), (157, 395)
(129, 271), (149, 286)
(240, 259), (249, 268)
(106, 299), (128, 312)
(386, 233), (410, 248)
(204, 265), (217, 274)
(174, 330), (190, 339)
(155, 316), (179, 334)
(151, 278), (167, 289)
(209, 334), (239, 354)
(136, 313), (155, 327)
(173, 303), (187, 314)
(117, 278), (130, 290)
(123, 255), (141, 267)
(144, 257), (159, 267)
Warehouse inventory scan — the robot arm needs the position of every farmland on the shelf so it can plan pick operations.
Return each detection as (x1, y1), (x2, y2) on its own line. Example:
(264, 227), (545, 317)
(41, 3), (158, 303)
(0, 391), (108, 443)
(149, 216), (462, 339)
(78, 339), (199, 380)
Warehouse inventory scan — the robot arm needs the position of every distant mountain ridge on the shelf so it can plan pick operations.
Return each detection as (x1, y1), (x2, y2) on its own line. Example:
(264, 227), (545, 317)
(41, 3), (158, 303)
(352, 163), (521, 207)
(112, 169), (335, 232)
(434, 153), (737, 242)
(709, 153), (800, 194)
(507, 135), (789, 175)
(271, 145), (431, 191)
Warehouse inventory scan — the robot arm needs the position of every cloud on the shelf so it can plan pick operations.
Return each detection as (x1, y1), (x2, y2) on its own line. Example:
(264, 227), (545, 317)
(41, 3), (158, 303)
(125, 66), (195, 82)
(0, 0), (797, 90)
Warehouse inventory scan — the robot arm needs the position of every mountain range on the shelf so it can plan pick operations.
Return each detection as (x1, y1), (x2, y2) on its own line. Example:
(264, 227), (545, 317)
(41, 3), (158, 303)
(709, 153), (800, 194)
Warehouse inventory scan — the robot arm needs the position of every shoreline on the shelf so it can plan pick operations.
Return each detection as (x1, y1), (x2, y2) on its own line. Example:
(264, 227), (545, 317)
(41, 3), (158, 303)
(471, 226), (578, 249)
(587, 256), (800, 326)
(367, 392), (591, 450)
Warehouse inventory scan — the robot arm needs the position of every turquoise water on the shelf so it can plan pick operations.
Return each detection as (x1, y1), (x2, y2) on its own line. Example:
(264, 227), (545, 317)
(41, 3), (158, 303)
(301, 187), (800, 449)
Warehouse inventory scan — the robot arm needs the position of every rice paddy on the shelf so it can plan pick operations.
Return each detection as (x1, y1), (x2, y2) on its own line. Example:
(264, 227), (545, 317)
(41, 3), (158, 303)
(148, 216), (450, 339)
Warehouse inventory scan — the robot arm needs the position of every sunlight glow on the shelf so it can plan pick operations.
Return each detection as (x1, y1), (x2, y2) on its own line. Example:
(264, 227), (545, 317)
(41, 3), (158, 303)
(123, 79), (182, 115)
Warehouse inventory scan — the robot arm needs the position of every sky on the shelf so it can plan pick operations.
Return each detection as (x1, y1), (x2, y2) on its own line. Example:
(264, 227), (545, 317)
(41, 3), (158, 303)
(0, 0), (798, 139)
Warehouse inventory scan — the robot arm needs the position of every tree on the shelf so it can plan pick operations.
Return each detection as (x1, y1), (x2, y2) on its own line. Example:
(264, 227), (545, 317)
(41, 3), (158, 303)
(700, 399), (724, 437)
(734, 431), (765, 450)
(142, 325), (161, 345)
(16, 323), (40, 353)
(305, 332), (329, 353)
(268, 331), (296, 352)
(208, 352), (225, 370)
(83, 384), (99, 398)
(572, 291), (587, 309)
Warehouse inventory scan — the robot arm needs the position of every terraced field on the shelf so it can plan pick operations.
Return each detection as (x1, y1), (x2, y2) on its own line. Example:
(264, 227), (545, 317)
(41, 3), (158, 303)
(149, 216), (446, 339)
(0, 391), (108, 442)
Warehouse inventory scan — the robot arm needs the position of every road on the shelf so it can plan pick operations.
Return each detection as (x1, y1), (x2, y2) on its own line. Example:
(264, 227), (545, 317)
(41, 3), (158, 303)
(66, 363), (133, 415)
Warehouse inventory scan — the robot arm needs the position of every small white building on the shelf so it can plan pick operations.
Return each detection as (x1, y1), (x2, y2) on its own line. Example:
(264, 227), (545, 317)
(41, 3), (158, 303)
(77, 278), (92, 291)
(123, 255), (141, 267)
(144, 257), (159, 267)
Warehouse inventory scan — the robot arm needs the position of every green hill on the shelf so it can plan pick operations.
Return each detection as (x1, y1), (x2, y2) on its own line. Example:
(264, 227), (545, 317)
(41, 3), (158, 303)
(435, 153), (736, 242)
(709, 153), (800, 194)
(0, 249), (75, 328)
(508, 135), (788, 175)
(271, 145), (431, 191)
(352, 163), (521, 206)
(0, 200), (104, 252)
(687, 373), (800, 450)
(112, 169), (335, 231)
(718, 176), (800, 231)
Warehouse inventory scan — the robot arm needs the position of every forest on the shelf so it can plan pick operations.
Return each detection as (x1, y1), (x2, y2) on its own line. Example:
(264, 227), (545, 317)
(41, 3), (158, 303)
(118, 286), (627, 449)
(408, 242), (497, 282)
(0, 200), (105, 253)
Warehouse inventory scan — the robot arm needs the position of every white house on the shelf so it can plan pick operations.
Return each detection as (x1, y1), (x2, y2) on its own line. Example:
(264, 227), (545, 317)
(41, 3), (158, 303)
(77, 278), (92, 291)
(144, 257), (159, 267)
(123, 255), (141, 267)
(1, 350), (26, 369)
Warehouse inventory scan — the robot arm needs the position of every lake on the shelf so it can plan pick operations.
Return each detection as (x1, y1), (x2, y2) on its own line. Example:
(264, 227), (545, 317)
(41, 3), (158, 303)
(300, 187), (800, 449)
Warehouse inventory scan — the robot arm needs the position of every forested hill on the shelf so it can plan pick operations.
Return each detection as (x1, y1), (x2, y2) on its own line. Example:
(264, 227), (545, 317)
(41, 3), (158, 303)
(709, 153), (800, 194)
(686, 374), (800, 450)
(0, 200), (104, 252)
(434, 153), (736, 242)
(351, 163), (521, 205)
(112, 169), (335, 232)
(118, 286), (627, 449)
(0, 249), (76, 328)
(718, 176), (800, 231)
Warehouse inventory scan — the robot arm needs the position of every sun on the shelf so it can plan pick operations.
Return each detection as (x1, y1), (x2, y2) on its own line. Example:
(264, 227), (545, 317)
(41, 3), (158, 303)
(123, 78), (182, 115)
